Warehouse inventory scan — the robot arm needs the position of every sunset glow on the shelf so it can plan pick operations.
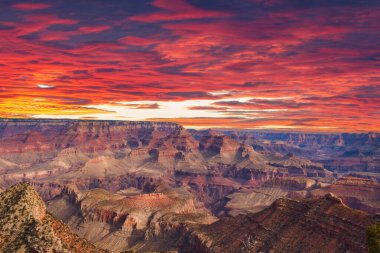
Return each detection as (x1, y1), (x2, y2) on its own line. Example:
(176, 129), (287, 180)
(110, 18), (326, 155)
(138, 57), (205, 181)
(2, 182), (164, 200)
(0, 0), (379, 131)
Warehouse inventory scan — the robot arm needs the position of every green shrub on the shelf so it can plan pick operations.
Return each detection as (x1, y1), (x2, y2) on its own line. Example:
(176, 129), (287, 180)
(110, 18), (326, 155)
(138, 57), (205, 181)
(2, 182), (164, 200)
(367, 222), (380, 253)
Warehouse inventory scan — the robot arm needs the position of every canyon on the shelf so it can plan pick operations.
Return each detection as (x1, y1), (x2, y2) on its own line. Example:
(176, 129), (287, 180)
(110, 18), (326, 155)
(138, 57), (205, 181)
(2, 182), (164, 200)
(1, 182), (377, 253)
(0, 119), (379, 252)
(190, 129), (380, 175)
(47, 183), (216, 252)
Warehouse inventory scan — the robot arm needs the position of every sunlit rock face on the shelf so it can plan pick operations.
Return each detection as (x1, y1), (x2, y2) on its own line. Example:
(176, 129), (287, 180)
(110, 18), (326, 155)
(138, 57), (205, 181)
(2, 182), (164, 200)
(0, 119), (183, 153)
(214, 177), (317, 216)
(0, 183), (105, 253)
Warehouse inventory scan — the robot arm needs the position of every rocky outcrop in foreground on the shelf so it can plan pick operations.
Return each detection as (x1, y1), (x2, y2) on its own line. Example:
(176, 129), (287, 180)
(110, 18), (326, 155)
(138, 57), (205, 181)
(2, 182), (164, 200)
(0, 183), (106, 253)
(181, 194), (376, 253)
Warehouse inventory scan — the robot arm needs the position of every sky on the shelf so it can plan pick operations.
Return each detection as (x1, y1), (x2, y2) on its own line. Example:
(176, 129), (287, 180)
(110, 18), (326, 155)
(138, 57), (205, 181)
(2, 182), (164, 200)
(0, 0), (379, 132)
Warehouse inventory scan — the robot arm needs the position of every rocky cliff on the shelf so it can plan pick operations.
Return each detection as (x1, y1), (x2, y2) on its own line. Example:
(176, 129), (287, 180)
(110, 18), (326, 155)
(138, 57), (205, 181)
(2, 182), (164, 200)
(0, 119), (207, 187)
(181, 194), (376, 253)
(0, 182), (105, 253)
(311, 176), (380, 214)
(0, 119), (183, 150)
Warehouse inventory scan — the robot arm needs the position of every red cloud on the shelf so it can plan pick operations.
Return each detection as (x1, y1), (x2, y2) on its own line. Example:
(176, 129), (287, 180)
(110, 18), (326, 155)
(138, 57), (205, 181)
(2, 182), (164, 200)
(129, 0), (231, 22)
(78, 25), (111, 33)
(0, 1), (379, 131)
(13, 14), (78, 36)
(118, 36), (161, 46)
(12, 3), (51, 11)
(38, 25), (111, 41)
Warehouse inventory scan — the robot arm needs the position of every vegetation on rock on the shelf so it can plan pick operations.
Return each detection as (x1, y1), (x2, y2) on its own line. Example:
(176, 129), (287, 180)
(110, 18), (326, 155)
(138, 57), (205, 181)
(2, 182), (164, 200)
(367, 222), (380, 253)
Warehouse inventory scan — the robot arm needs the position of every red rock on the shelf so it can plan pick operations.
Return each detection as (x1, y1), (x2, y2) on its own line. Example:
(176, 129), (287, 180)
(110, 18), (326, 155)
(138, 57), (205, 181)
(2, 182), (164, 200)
(311, 176), (380, 214)
(181, 194), (376, 253)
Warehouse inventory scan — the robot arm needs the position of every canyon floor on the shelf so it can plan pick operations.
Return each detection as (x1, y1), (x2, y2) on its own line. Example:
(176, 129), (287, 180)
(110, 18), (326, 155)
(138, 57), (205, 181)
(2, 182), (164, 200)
(0, 119), (379, 252)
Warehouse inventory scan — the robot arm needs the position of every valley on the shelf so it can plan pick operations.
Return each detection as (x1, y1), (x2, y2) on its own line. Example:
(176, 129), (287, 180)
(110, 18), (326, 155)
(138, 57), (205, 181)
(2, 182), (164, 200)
(0, 119), (379, 252)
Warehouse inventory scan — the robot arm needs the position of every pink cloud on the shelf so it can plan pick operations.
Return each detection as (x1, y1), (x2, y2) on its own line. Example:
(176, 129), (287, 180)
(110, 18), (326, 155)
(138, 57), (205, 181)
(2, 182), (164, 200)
(12, 3), (51, 11)
(78, 25), (111, 33)
(129, 0), (231, 22)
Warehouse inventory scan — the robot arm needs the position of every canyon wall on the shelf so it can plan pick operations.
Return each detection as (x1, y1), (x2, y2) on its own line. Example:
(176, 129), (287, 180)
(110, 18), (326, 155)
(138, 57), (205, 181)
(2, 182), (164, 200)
(191, 129), (380, 174)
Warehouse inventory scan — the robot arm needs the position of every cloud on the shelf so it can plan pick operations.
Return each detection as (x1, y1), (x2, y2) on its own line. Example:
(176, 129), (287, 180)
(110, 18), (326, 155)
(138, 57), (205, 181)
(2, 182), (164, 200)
(129, 0), (231, 23)
(122, 103), (160, 109)
(95, 68), (123, 73)
(187, 106), (228, 111)
(164, 91), (214, 99)
(212, 98), (315, 110)
(37, 84), (55, 89)
(0, 0), (379, 131)
(12, 3), (51, 11)
(78, 25), (110, 33)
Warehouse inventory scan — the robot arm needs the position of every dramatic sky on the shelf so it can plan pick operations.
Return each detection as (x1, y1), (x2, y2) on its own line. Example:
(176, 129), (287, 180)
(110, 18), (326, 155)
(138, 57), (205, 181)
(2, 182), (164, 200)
(0, 0), (379, 131)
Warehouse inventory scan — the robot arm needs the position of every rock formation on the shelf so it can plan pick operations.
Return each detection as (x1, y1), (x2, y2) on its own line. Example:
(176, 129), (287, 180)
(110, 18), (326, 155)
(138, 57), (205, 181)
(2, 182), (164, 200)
(311, 176), (380, 214)
(181, 194), (376, 253)
(0, 182), (105, 253)
(216, 177), (316, 216)
(191, 129), (380, 174)
(47, 183), (216, 252)
(0, 119), (202, 185)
